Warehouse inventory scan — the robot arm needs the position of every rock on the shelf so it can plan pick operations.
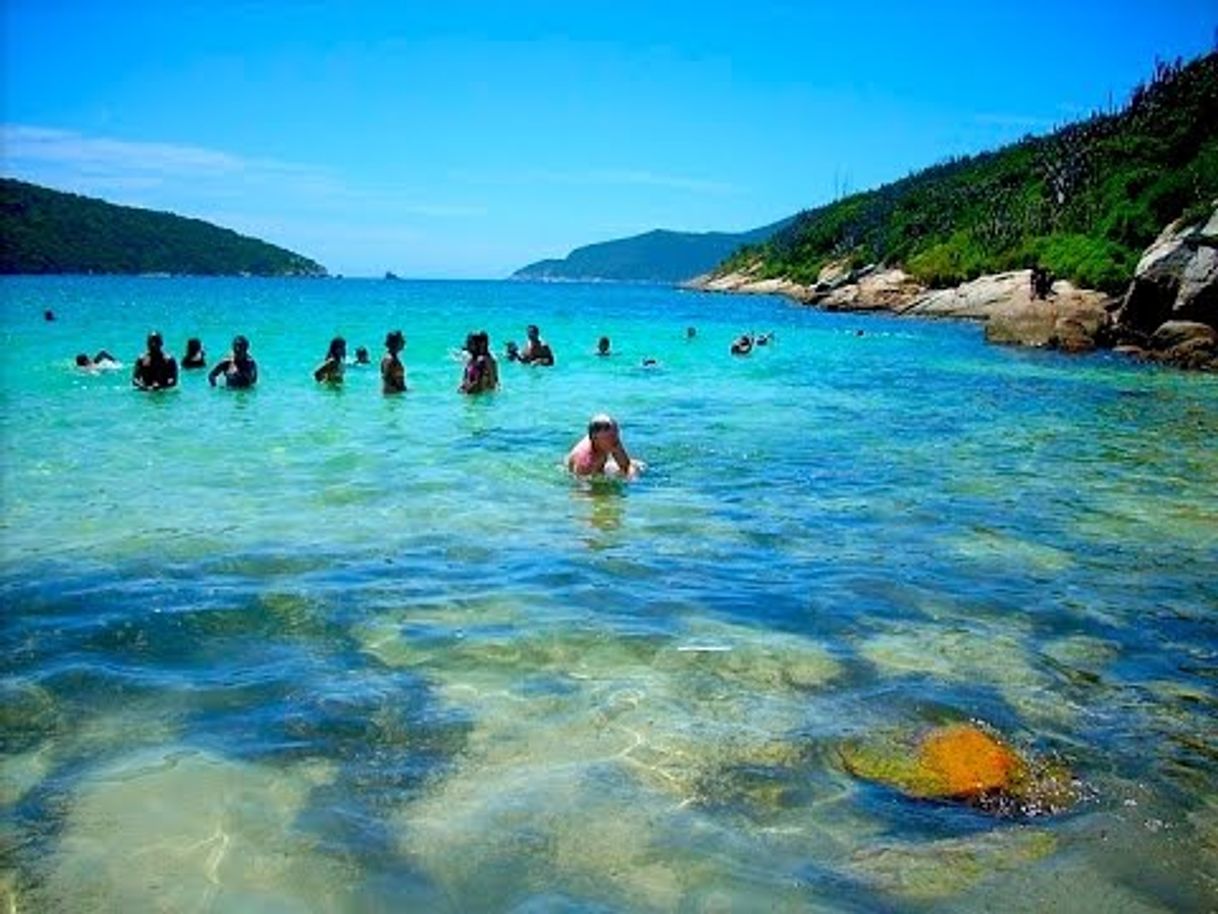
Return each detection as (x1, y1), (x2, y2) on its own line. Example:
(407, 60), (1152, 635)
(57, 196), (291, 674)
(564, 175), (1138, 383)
(1146, 320), (1218, 370)
(984, 283), (1112, 352)
(817, 267), (925, 311)
(839, 722), (1077, 817)
(1114, 203), (1218, 338)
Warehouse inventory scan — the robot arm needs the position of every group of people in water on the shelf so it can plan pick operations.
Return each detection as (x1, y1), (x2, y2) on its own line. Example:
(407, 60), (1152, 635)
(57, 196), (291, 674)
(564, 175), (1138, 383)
(73, 322), (655, 477)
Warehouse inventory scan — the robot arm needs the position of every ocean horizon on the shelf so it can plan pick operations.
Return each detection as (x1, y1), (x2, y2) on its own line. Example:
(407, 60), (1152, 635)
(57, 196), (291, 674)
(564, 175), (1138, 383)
(2, 275), (1216, 912)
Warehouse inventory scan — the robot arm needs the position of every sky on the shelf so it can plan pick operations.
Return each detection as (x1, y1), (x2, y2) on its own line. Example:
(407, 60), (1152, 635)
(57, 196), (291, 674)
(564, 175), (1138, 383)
(3, 2), (1215, 278)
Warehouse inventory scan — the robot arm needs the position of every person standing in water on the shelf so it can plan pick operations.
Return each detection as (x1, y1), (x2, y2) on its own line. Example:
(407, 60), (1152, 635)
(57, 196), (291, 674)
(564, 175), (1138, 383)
(132, 331), (179, 391)
(459, 330), (499, 394)
(313, 336), (347, 384)
(208, 335), (258, 388)
(520, 324), (555, 366)
(381, 330), (407, 394)
(566, 413), (635, 477)
(182, 337), (206, 369)
(596, 336), (612, 356)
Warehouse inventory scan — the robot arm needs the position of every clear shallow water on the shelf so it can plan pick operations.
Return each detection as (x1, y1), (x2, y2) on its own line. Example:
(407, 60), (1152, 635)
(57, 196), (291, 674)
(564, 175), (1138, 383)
(1, 276), (1216, 912)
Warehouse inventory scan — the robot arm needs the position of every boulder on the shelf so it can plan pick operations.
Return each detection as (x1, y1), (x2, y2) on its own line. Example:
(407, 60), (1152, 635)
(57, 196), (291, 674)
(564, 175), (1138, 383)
(1146, 320), (1218, 370)
(984, 283), (1113, 352)
(1114, 204), (1218, 338)
(839, 722), (1077, 817)
(817, 267), (925, 312)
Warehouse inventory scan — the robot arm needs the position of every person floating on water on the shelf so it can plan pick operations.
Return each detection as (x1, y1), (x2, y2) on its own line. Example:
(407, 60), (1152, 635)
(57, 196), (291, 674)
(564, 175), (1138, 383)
(132, 331), (179, 391)
(596, 336), (612, 356)
(566, 413), (638, 478)
(208, 335), (258, 388)
(730, 333), (754, 356)
(75, 350), (120, 371)
(520, 324), (555, 366)
(182, 337), (206, 369)
(381, 330), (407, 394)
(314, 336), (346, 384)
(459, 330), (499, 394)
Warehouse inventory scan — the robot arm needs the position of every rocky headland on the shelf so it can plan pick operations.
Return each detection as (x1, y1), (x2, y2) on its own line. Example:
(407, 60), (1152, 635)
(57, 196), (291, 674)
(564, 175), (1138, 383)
(686, 204), (1218, 371)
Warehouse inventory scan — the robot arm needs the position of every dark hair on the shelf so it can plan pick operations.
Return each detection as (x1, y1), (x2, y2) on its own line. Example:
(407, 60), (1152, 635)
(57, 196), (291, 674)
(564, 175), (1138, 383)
(588, 417), (616, 436)
(185, 337), (203, 353)
(527, 324), (539, 335)
(147, 331), (163, 346)
(233, 335), (250, 350)
(385, 330), (405, 350)
(75, 353), (90, 366)
(327, 336), (346, 359)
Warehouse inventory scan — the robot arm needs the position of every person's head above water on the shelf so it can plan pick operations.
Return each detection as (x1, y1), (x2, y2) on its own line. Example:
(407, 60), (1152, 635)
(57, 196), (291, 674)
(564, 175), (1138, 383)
(527, 324), (540, 340)
(587, 413), (620, 447)
(327, 336), (346, 360)
(146, 331), (164, 354)
(597, 336), (610, 354)
(75, 353), (91, 367)
(385, 330), (405, 353)
(232, 335), (250, 356)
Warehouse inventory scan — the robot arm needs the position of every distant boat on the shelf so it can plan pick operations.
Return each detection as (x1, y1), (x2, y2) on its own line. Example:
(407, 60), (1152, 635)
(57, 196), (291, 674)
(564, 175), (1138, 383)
(384, 271), (401, 281)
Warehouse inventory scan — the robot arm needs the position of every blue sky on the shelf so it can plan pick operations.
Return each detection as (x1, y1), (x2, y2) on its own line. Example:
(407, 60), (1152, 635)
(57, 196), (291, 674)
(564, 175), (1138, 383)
(3, 1), (1215, 277)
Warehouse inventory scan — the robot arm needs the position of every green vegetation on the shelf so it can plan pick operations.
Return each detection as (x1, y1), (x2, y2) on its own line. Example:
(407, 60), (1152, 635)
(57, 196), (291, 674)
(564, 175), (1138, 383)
(721, 53), (1218, 293)
(513, 218), (791, 283)
(0, 179), (327, 276)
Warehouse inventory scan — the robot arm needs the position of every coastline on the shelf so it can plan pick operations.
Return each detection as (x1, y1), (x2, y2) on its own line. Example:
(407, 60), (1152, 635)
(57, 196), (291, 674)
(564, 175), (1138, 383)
(684, 203), (1218, 370)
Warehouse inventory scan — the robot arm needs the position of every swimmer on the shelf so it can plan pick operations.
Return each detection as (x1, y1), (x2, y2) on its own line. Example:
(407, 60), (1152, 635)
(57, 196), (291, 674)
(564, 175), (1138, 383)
(182, 337), (206, 369)
(641, 357), (659, 368)
(566, 414), (637, 478)
(313, 336), (346, 384)
(685, 326), (697, 340)
(520, 324), (555, 366)
(75, 350), (120, 371)
(381, 329), (407, 394)
(132, 331), (179, 390)
(756, 332), (772, 346)
(208, 335), (258, 388)
(505, 340), (521, 362)
(596, 336), (612, 357)
(730, 333), (754, 356)
(44, 309), (56, 322)
(354, 346), (371, 365)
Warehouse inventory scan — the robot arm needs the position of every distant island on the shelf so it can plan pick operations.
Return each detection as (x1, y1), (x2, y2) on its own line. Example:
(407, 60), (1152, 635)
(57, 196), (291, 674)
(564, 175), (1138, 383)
(511, 218), (792, 284)
(0, 178), (327, 277)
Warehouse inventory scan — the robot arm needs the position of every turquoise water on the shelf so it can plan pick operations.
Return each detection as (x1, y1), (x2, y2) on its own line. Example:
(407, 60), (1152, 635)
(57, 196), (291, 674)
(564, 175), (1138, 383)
(2, 276), (1216, 912)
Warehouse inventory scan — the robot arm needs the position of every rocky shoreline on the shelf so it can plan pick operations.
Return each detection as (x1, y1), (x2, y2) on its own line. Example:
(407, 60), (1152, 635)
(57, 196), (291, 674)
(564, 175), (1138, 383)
(686, 205), (1217, 371)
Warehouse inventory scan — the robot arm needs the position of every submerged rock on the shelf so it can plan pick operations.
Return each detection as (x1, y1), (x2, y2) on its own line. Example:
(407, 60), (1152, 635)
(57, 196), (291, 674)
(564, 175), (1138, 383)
(839, 723), (1076, 817)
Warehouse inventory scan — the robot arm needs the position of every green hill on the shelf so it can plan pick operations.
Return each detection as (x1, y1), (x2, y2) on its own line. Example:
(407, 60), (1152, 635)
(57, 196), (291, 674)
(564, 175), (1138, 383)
(512, 217), (792, 283)
(0, 179), (327, 276)
(718, 53), (1218, 293)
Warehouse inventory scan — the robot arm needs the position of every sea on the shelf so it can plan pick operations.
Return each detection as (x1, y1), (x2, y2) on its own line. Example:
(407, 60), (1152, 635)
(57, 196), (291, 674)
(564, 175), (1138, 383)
(1, 275), (1216, 912)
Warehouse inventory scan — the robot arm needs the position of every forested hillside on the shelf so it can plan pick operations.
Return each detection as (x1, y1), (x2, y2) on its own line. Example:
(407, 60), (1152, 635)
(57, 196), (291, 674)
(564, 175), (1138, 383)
(0, 179), (327, 276)
(719, 53), (1218, 292)
(513, 218), (791, 283)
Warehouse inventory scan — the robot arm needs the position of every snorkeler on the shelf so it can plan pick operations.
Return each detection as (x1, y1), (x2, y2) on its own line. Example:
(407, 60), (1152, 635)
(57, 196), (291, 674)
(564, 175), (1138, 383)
(381, 330), (407, 394)
(208, 335), (258, 388)
(132, 331), (179, 391)
(313, 336), (347, 384)
(566, 413), (635, 478)
(730, 333), (754, 356)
